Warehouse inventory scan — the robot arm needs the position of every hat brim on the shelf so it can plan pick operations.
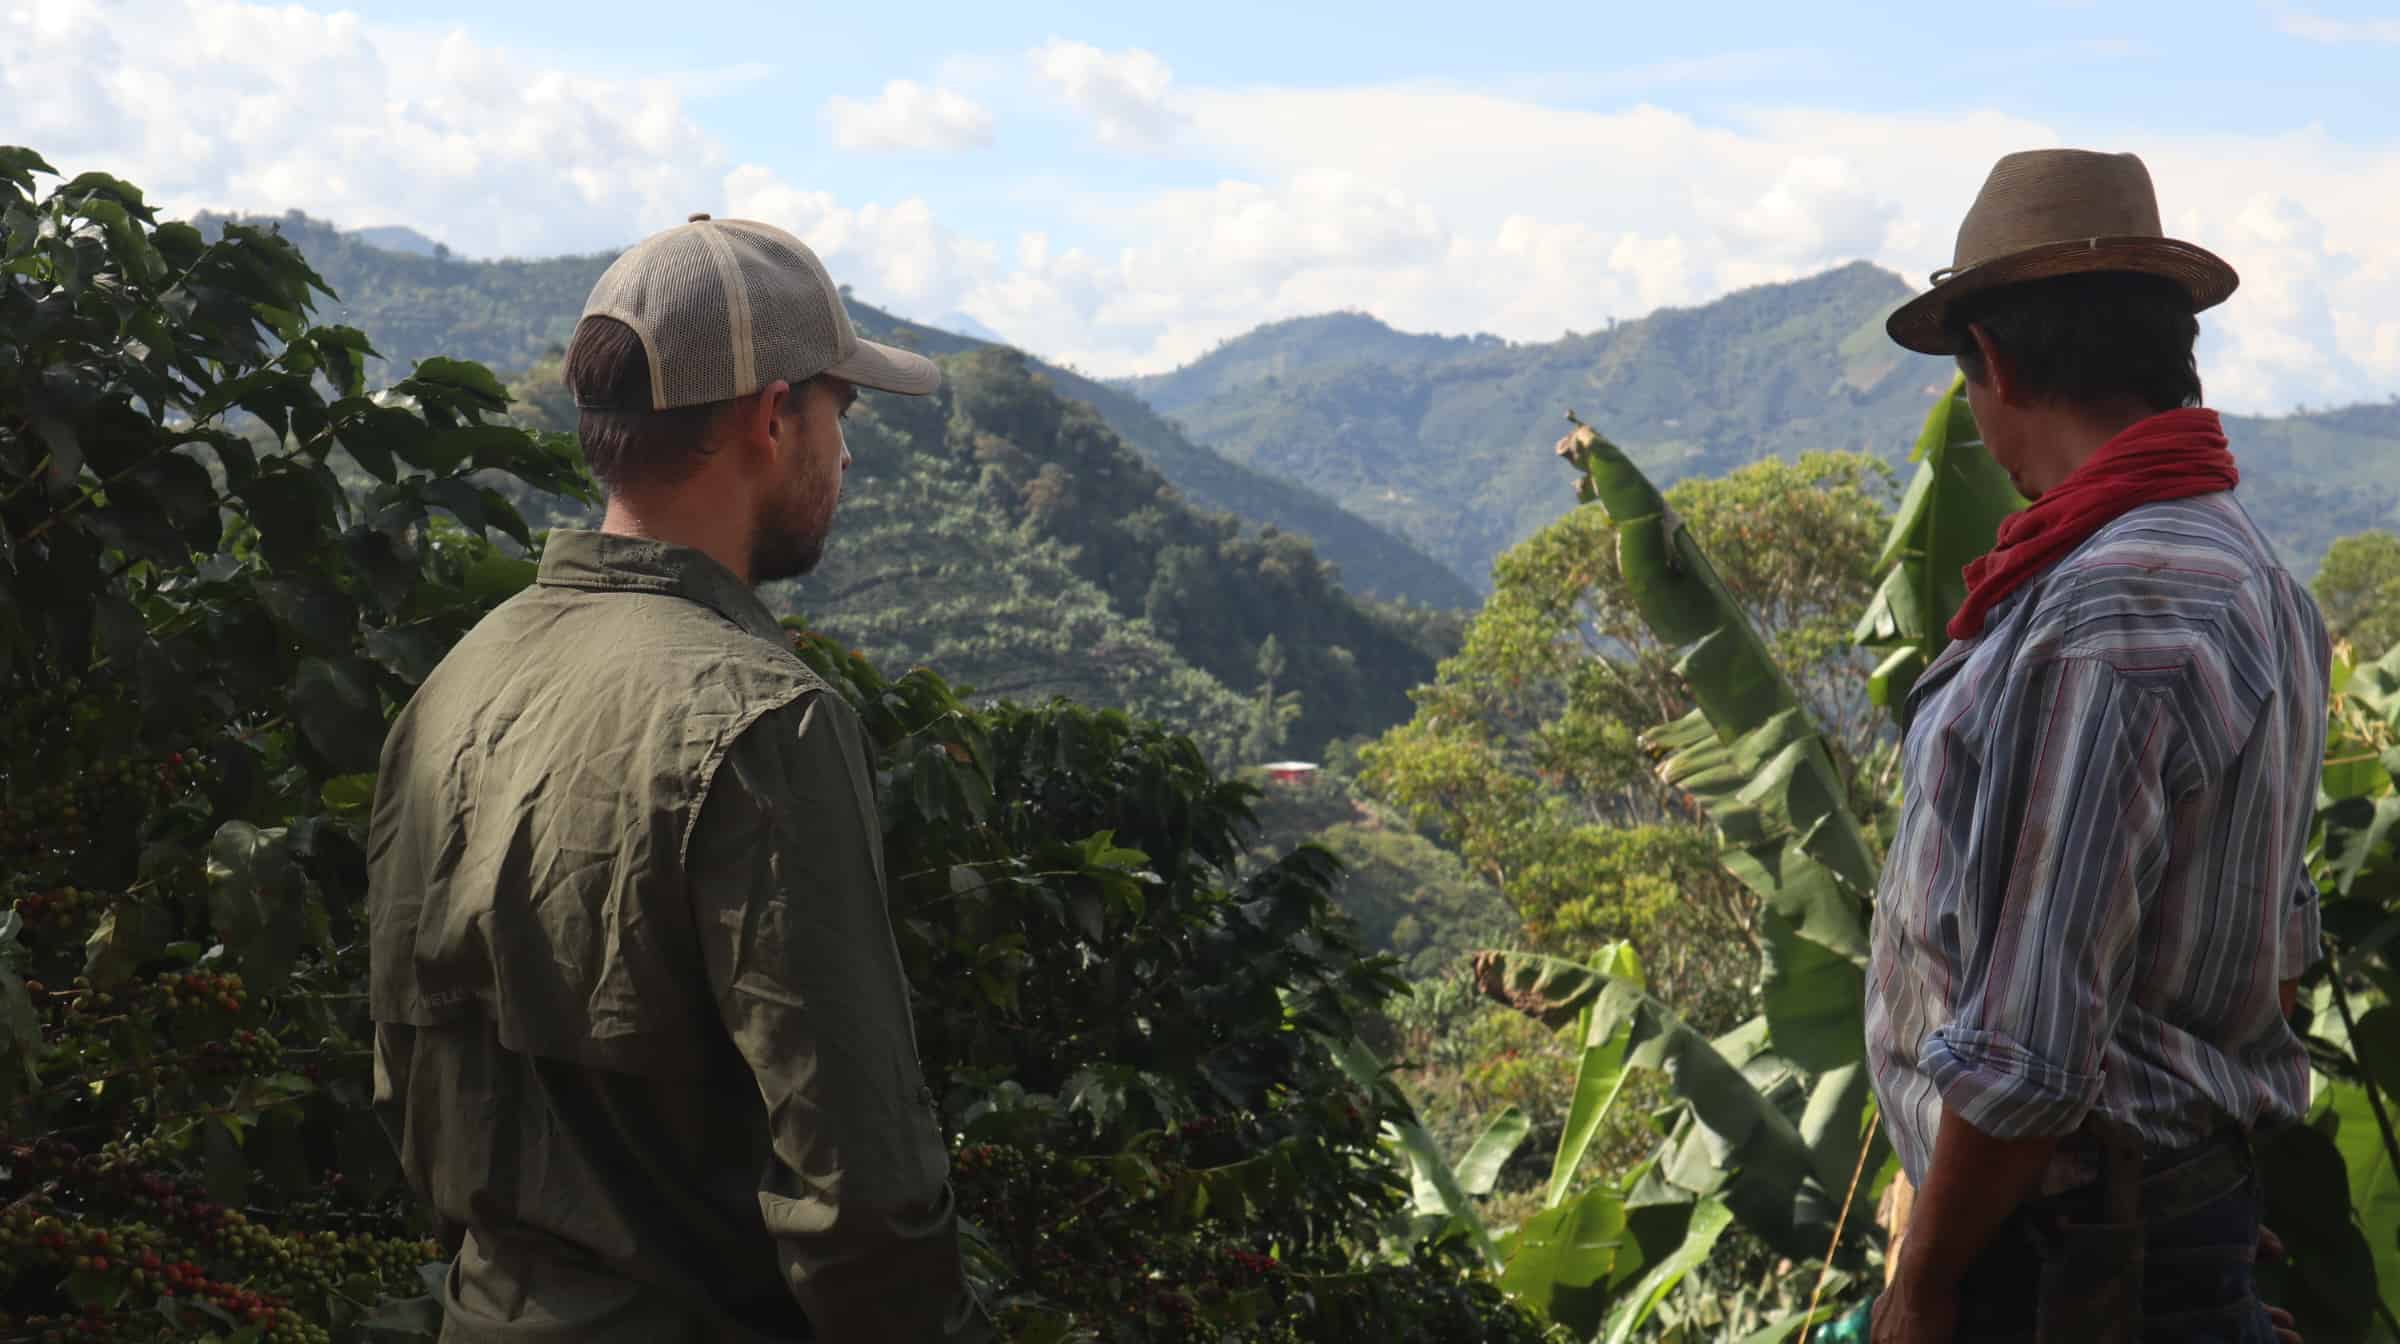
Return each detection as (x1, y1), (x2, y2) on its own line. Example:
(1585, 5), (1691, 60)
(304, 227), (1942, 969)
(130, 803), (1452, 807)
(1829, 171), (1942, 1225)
(1885, 237), (2239, 356)
(825, 338), (942, 396)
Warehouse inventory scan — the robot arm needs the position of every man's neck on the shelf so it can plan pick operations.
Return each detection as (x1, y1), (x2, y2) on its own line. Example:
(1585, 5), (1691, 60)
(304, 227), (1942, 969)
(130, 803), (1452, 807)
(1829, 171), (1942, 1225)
(601, 493), (753, 587)
(2018, 400), (2159, 497)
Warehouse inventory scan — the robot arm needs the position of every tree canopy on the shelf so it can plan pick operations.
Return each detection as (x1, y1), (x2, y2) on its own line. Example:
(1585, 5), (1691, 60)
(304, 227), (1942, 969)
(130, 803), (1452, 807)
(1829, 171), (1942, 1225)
(1362, 451), (1895, 1028)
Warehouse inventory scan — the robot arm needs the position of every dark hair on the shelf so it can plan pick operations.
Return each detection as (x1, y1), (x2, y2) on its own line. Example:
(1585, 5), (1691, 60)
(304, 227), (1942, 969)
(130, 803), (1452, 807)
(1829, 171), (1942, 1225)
(1945, 270), (2203, 414)
(563, 315), (728, 493)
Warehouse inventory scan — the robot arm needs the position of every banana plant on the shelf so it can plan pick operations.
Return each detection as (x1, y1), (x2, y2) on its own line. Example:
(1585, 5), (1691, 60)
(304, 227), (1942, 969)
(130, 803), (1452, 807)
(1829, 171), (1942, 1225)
(1480, 941), (1751, 1339)
(1472, 946), (1874, 1266)
(2273, 638), (2400, 1335)
(1323, 1033), (1526, 1272)
(1554, 419), (1876, 1076)
(1850, 373), (2022, 724)
(1481, 388), (2014, 1338)
(1389, 1104), (1531, 1269)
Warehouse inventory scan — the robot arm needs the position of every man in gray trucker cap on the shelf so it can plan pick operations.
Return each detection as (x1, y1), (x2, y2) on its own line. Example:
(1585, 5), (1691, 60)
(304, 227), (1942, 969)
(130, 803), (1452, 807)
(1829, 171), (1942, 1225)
(366, 212), (991, 1342)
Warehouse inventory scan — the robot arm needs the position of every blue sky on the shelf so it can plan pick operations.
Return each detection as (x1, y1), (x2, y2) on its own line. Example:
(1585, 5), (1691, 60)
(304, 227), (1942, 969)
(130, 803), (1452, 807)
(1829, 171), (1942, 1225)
(8, 0), (2399, 411)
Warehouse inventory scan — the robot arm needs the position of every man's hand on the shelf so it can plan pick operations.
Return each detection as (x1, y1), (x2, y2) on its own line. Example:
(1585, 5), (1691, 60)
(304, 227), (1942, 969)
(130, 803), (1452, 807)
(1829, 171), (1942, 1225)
(1872, 1271), (1960, 1344)
(2258, 1225), (2302, 1344)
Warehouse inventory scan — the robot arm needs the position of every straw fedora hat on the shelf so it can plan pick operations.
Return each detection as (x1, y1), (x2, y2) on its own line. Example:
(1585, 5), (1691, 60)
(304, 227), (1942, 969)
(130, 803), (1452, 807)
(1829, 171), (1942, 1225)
(1885, 148), (2238, 355)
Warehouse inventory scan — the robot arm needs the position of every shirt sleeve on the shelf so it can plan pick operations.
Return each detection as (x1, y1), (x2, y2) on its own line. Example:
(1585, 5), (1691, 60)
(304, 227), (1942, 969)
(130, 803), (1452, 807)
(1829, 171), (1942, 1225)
(685, 689), (991, 1343)
(1919, 655), (2169, 1140)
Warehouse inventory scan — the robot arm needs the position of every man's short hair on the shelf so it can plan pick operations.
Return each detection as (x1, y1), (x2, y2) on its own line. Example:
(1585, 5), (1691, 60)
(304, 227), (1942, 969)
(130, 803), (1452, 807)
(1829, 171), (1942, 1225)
(1945, 271), (2203, 415)
(564, 315), (731, 493)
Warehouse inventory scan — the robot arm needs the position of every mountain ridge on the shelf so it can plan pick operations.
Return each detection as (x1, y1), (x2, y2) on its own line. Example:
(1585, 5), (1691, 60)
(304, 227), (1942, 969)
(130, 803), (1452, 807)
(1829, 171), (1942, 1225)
(1121, 261), (2400, 584)
(198, 210), (2400, 590)
(188, 209), (1475, 610)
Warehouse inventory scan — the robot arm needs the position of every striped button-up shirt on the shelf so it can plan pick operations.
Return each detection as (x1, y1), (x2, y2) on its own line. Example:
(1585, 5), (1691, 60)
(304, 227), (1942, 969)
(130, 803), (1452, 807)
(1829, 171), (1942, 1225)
(1867, 493), (2328, 1187)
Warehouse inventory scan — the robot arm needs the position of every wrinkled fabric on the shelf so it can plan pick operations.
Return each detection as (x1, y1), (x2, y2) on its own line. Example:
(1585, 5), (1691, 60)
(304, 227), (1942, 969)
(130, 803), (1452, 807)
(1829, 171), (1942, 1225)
(367, 530), (988, 1343)
(1869, 495), (2327, 1191)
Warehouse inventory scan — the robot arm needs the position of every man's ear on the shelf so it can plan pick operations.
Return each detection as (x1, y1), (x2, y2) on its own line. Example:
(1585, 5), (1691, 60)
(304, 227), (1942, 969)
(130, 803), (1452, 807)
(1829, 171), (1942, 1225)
(1966, 323), (2020, 405)
(743, 378), (794, 462)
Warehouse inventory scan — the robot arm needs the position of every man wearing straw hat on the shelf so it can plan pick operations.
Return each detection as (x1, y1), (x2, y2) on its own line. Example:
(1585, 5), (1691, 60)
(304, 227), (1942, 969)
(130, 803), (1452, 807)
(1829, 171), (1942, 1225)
(1865, 150), (2327, 1342)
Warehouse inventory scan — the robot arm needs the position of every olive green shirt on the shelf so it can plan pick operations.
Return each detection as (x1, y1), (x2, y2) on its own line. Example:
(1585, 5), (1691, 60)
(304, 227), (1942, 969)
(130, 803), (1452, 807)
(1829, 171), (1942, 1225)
(366, 530), (987, 1343)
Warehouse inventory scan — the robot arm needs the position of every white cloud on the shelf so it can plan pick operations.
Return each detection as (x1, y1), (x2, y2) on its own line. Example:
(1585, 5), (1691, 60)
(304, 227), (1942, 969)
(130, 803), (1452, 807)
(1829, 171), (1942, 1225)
(715, 93), (2400, 412)
(1, 0), (724, 259)
(11, 3), (2397, 416)
(824, 79), (995, 153)
(2272, 7), (2400, 42)
(722, 165), (1000, 311)
(1030, 38), (1181, 149)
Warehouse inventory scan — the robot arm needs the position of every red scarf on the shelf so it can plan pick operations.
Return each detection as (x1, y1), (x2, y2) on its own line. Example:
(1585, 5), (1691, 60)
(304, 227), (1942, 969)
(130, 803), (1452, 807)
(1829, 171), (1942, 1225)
(1947, 408), (2238, 641)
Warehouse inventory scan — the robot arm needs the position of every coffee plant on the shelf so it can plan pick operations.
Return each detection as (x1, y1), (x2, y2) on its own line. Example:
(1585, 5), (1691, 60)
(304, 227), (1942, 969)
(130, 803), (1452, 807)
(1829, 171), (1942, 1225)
(0, 148), (590, 1340)
(2, 146), (1549, 1342)
(791, 636), (1550, 1341)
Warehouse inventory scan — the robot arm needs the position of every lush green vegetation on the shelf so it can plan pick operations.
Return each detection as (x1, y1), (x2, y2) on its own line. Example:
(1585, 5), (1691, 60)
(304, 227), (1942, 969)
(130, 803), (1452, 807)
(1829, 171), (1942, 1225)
(0, 157), (592, 1344)
(2, 153), (1541, 1343)
(20, 151), (2400, 1344)
(1374, 385), (2400, 1341)
(1362, 452), (1898, 1029)
(2317, 530), (2400, 660)
(503, 343), (1458, 762)
(1125, 264), (2400, 593)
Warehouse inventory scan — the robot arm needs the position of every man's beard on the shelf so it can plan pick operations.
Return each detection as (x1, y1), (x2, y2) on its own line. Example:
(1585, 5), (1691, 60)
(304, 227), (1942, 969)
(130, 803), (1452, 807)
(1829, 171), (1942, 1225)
(751, 516), (827, 584)
(751, 465), (840, 584)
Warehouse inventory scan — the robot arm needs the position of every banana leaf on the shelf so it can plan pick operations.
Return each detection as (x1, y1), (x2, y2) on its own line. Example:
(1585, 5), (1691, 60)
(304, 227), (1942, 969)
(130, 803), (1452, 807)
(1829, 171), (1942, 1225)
(1457, 1104), (1532, 1198)
(1325, 1033), (1510, 1270)
(2255, 1102), (2393, 1339)
(1597, 1197), (1734, 1344)
(1473, 948), (1861, 1262)
(2331, 1077), (2400, 1324)
(1501, 1185), (1633, 1337)
(1549, 1023), (1634, 1209)
(1850, 373), (2020, 720)
(1386, 1116), (1508, 1269)
(1560, 422), (1875, 1073)
(1546, 942), (1645, 1208)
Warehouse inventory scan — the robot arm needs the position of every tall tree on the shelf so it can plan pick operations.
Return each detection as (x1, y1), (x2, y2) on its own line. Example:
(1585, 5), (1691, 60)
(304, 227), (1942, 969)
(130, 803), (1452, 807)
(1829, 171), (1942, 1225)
(1362, 452), (1894, 1026)
(2315, 529), (2400, 659)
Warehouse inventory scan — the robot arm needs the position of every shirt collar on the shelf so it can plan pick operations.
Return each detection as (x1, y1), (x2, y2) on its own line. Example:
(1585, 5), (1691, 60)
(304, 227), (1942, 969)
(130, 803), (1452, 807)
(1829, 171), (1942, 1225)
(536, 530), (789, 646)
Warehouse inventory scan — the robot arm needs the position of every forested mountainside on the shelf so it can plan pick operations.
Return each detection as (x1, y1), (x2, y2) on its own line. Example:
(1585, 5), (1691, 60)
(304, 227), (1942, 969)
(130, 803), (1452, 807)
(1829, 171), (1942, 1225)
(503, 347), (1457, 760)
(1127, 261), (2400, 585)
(189, 211), (1473, 609)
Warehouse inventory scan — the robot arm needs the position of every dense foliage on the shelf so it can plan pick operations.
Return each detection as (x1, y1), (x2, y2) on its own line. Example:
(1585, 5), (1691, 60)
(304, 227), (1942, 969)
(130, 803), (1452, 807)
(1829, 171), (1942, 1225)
(1242, 769), (1512, 983)
(0, 150), (591, 1342)
(785, 636), (1546, 1341)
(2316, 530), (2400, 661)
(7, 153), (1543, 1343)
(1363, 452), (1896, 1030)
(502, 345), (1456, 761)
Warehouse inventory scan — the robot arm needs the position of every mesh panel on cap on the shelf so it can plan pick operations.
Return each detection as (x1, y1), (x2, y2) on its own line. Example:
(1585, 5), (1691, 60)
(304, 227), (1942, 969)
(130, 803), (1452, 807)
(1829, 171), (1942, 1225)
(581, 229), (739, 410)
(723, 221), (852, 388)
(647, 231), (746, 409)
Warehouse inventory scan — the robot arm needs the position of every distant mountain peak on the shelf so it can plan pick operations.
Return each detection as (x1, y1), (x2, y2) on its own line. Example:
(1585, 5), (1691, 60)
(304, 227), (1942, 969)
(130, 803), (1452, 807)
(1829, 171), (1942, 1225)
(188, 209), (455, 260)
(349, 225), (447, 258)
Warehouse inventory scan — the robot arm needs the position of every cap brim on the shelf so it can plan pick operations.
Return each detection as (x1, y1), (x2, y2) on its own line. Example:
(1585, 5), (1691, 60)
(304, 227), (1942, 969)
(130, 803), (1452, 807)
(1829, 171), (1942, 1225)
(825, 339), (941, 396)
(1886, 236), (2238, 355)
